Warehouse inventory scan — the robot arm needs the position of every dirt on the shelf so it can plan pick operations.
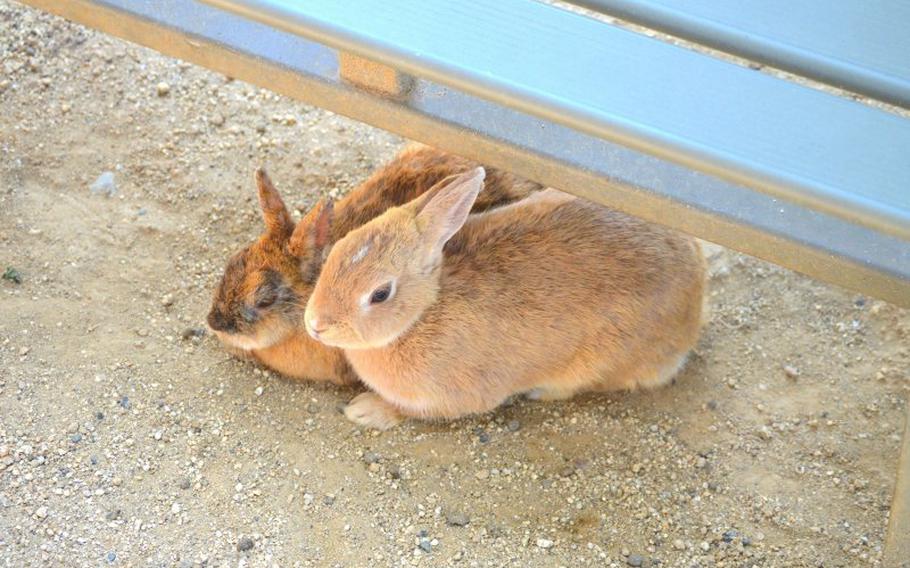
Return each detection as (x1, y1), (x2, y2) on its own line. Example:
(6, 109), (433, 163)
(1, 2), (909, 567)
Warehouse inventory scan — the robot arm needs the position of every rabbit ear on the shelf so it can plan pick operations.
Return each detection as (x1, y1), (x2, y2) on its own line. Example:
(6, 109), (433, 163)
(415, 167), (485, 264)
(289, 198), (334, 267)
(256, 168), (294, 239)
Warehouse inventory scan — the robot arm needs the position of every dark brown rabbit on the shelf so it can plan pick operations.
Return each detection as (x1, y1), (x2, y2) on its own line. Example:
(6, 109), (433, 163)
(207, 145), (542, 384)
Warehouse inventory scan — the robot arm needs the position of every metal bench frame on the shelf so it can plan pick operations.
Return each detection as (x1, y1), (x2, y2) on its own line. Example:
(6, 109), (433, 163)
(17, 0), (910, 563)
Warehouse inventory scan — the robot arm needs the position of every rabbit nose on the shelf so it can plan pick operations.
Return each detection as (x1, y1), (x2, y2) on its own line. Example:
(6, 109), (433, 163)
(307, 317), (326, 339)
(207, 310), (233, 332)
(307, 316), (328, 338)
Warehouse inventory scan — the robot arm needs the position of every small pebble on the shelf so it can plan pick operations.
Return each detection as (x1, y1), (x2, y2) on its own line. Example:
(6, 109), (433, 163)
(783, 365), (800, 379)
(477, 431), (490, 444)
(106, 552), (117, 563)
(507, 419), (521, 432)
(475, 470), (490, 480)
(35, 506), (48, 519)
(118, 396), (130, 409)
(536, 538), (554, 549)
(210, 113), (225, 126)
(90, 171), (117, 197)
(363, 452), (381, 464)
(445, 512), (470, 527)
(323, 494), (335, 506)
(672, 539), (685, 550)
(237, 536), (254, 552)
(180, 327), (205, 340)
(70, 433), (82, 443)
(254, 386), (264, 396)
(627, 554), (644, 567)
(418, 538), (432, 553)
(156, 81), (170, 96)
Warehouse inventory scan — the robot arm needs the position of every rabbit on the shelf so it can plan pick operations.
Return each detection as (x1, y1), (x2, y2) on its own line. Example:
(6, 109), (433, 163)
(206, 145), (543, 385)
(304, 168), (706, 429)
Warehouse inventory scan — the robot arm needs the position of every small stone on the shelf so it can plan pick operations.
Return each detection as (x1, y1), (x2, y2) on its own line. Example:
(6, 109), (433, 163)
(210, 113), (225, 126)
(559, 464), (576, 477)
(783, 365), (800, 379)
(627, 554), (644, 567)
(237, 536), (254, 552)
(35, 506), (48, 519)
(695, 457), (707, 469)
(254, 386), (264, 397)
(105, 509), (121, 521)
(19, 346), (30, 356)
(70, 433), (83, 443)
(178, 478), (191, 490)
(161, 294), (174, 307)
(90, 172), (117, 197)
(475, 469), (490, 480)
(757, 426), (773, 441)
(106, 551), (117, 563)
(181, 327), (205, 340)
(631, 463), (642, 474)
(418, 538), (432, 553)
(445, 512), (470, 527)
(0, 446), (8, 458)
(171, 503), (181, 514)
(118, 396), (130, 409)
(306, 403), (319, 414)
(322, 494), (335, 505)
(722, 529), (738, 543)
(699, 541), (710, 552)
(363, 452), (381, 464)
(156, 81), (170, 96)
(672, 539), (685, 551)
(507, 420), (521, 432)
(536, 538), (554, 549)
(477, 431), (490, 444)
(742, 536), (753, 546)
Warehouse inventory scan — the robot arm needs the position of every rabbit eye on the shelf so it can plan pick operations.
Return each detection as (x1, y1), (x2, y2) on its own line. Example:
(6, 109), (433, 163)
(370, 282), (394, 305)
(255, 295), (276, 309)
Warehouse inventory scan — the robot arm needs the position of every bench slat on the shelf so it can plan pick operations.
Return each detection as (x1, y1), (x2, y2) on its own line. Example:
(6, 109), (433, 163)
(21, 0), (910, 306)
(574, 0), (910, 109)
(204, 0), (910, 241)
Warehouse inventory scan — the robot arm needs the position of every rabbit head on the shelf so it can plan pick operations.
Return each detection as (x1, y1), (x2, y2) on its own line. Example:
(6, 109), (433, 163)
(207, 169), (334, 351)
(304, 168), (484, 350)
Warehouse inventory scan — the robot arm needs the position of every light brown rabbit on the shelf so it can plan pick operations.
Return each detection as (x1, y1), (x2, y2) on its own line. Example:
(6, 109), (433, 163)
(305, 168), (706, 429)
(207, 145), (542, 384)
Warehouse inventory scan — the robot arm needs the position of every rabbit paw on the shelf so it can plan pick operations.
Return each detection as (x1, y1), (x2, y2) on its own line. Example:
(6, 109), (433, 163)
(344, 392), (404, 430)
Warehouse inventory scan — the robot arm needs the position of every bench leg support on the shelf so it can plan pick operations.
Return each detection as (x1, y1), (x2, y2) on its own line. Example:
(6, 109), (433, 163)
(885, 400), (910, 567)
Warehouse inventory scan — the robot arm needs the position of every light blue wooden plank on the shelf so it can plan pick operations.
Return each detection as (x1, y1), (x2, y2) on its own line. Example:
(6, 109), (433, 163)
(576, 0), (910, 108)
(19, 0), (910, 305)
(204, 0), (910, 240)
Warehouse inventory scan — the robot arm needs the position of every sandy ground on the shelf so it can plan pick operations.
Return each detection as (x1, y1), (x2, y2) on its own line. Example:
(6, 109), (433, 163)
(2, 2), (909, 567)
